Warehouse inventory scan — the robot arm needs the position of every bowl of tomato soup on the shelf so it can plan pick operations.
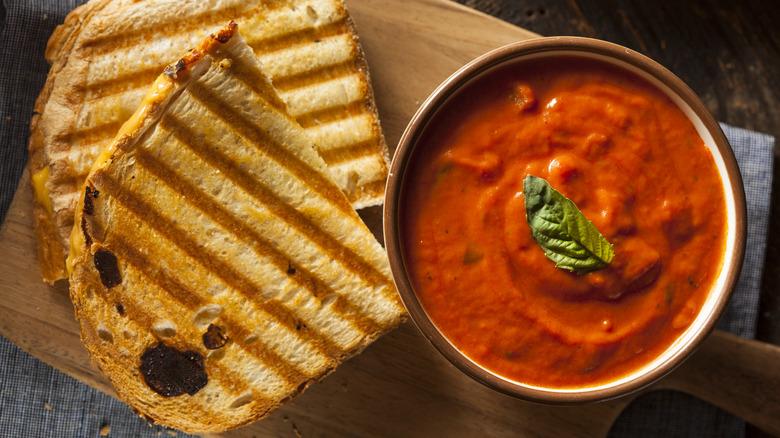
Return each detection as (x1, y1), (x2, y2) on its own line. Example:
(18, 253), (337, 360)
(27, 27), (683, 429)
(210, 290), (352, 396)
(384, 37), (746, 403)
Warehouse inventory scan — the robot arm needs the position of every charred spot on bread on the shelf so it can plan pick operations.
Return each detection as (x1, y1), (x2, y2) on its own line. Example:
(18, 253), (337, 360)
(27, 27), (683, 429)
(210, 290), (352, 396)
(163, 21), (236, 81)
(116, 303), (125, 316)
(214, 20), (237, 43)
(163, 59), (187, 79)
(202, 324), (228, 350)
(94, 247), (122, 288)
(140, 343), (207, 397)
(83, 185), (98, 215)
(81, 215), (92, 247)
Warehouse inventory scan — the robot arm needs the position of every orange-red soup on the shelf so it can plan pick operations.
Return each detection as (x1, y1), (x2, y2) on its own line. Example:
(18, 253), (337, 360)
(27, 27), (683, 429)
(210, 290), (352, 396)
(401, 57), (727, 388)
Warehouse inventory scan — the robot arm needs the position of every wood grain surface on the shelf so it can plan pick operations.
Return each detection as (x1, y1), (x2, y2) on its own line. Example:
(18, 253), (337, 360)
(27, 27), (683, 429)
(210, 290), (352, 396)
(2, 0), (780, 436)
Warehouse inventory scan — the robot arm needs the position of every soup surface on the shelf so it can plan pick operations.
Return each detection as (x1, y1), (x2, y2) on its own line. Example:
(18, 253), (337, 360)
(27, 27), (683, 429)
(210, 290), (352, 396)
(401, 57), (727, 388)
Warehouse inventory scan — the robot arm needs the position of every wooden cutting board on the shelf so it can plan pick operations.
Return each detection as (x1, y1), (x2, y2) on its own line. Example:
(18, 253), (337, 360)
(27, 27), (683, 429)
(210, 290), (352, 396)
(2, 0), (780, 436)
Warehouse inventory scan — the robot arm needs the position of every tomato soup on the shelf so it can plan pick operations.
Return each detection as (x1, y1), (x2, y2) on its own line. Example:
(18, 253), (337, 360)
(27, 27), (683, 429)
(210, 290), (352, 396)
(401, 57), (727, 388)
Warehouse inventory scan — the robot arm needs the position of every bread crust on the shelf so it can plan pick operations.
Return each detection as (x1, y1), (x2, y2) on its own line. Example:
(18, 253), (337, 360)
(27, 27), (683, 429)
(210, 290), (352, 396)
(340, 11), (391, 207)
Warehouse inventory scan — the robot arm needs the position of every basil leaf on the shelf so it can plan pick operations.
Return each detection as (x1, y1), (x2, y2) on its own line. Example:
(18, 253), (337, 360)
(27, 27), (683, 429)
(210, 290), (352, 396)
(523, 175), (614, 274)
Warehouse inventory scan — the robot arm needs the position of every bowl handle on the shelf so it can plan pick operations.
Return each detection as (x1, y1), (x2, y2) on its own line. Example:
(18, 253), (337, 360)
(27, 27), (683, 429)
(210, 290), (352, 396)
(659, 329), (780, 435)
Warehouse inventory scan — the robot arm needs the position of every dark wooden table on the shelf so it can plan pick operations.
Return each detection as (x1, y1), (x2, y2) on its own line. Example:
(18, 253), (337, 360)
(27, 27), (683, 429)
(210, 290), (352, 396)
(453, 1), (779, 435)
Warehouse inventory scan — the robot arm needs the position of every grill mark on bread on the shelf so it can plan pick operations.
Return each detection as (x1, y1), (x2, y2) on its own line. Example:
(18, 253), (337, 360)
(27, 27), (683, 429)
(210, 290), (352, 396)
(60, 121), (124, 148)
(74, 69), (373, 169)
(295, 100), (367, 129)
(224, 55), (288, 113)
(104, 234), (311, 388)
(317, 139), (380, 166)
(81, 51), (288, 114)
(262, 299), (344, 361)
(132, 144), (383, 336)
(95, 173), (351, 364)
(75, 60), (352, 143)
(159, 113), (392, 292)
(250, 18), (349, 55)
(67, 95), (384, 189)
(346, 180), (387, 205)
(80, 0), (346, 58)
(85, 66), (162, 101)
(49, 141), (112, 173)
(43, 174), (80, 196)
(81, 21), (351, 105)
(80, 5), (255, 55)
(103, 219), (341, 390)
(184, 80), (354, 216)
(270, 61), (356, 93)
(80, 0), (348, 57)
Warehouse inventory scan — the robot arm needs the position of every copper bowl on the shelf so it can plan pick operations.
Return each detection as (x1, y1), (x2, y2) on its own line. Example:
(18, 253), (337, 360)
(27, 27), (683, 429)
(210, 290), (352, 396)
(383, 37), (747, 404)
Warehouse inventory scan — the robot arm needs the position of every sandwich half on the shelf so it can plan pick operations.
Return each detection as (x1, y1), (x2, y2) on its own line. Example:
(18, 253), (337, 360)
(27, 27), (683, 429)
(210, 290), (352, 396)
(68, 21), (405, 433)
(31, 0), (389, 283)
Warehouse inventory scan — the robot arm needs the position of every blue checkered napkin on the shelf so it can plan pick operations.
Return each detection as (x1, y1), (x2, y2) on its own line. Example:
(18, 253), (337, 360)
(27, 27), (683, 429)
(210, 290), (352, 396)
(0, 0), (775, 436)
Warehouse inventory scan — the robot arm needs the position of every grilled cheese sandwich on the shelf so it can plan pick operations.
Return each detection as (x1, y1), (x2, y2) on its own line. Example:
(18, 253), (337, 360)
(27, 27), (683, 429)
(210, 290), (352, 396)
(68, 22), (404, 433)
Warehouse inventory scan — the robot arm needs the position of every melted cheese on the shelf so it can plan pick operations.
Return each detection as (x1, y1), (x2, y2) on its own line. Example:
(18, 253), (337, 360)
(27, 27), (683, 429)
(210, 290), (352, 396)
(65, 211), (84, 276)
(31, 167), (53, 217)
(66, 74), (176, 275)
(91, 75), (176, 174)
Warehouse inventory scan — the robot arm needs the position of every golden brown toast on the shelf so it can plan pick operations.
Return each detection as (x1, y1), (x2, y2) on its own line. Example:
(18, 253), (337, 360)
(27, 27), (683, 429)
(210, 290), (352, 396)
(31, 0), (389, 283)
(68, 22), (404, 433)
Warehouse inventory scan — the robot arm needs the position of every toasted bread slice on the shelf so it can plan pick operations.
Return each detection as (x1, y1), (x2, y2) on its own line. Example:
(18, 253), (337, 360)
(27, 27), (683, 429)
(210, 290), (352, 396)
(68, 22), (405, 433)
(31, 0), (389, 283)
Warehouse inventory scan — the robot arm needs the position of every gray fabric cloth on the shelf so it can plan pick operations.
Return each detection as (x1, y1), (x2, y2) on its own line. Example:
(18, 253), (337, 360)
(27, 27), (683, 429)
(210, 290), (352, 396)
(0, 1), (774, 437)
